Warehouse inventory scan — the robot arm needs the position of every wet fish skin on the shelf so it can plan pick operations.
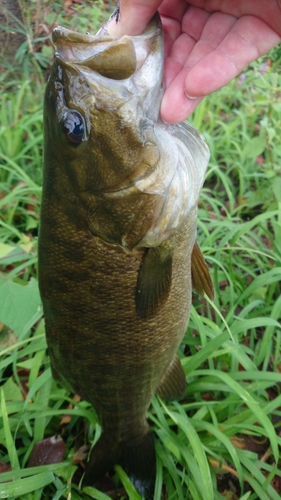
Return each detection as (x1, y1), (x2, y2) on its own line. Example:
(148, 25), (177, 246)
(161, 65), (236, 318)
(38, 13), (212, 498)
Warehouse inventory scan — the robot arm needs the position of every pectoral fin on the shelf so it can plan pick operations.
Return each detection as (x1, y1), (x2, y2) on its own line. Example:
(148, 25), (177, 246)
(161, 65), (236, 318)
(156, 354), (186, 401)
(191, 241), (214, 299)
(136, 244), (173, 320)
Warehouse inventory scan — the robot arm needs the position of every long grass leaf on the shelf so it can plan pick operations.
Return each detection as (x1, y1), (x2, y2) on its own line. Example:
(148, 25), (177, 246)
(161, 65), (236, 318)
(23, 367), (52, 409)
(191, 418), (243, 488)
(0, 387), (19, 469)
(82, 486), (113, 500)
(0, 471), (54, 498)
(163, 405), (213, 500)
(190, 370), (279, 461)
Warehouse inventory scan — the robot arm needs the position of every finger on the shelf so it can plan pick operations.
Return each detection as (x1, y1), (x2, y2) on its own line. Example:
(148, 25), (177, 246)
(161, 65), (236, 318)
(108, 0), (163, 35)
(181, 11), (236, 71)
(163, 33), (196, 87)
(160, 10), (236, 121)
(162, 7), (213, 86)
(161, 14), (281, 122)
(161, 77), (204, 123)
(158, 0), (188, 21)
(186, 0), (281, 38)
(185, 15), (281, 97)
(160, 62), (204, 123)
(161, 17), (181, 56)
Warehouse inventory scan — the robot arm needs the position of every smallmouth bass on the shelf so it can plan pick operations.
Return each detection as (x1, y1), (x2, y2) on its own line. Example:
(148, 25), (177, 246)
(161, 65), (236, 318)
(38, 10), (213, 499)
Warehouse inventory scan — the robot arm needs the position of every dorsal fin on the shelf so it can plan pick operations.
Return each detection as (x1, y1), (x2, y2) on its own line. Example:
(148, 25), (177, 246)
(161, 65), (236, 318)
(191, 241), (214, 299)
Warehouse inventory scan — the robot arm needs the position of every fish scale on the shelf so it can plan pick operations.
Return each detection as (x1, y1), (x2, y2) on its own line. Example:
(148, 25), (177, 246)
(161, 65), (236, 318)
(38, 10), (213, 498)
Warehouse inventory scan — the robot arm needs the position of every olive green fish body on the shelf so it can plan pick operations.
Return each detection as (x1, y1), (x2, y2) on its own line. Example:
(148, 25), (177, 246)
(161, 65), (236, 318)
(39, 13), (211, 498)
(40, 206), (194, 434)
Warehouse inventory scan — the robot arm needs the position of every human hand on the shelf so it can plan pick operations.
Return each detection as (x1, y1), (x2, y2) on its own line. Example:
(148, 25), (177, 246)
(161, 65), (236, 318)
(108, 0), (281, 123)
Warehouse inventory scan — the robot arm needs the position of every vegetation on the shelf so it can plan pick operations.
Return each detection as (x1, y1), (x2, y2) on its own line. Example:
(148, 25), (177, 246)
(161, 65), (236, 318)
(0, 1), (281, 499)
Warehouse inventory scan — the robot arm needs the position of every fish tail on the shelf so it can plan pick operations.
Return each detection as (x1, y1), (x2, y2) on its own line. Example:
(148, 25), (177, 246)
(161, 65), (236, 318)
(82, 430), (156, 499)
(120, 430), (156, 499)
(82, 434), (117, 488)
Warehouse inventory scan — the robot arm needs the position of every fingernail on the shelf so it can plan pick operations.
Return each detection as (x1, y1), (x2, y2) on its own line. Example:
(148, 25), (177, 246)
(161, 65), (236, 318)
(185, 92), (198, 100)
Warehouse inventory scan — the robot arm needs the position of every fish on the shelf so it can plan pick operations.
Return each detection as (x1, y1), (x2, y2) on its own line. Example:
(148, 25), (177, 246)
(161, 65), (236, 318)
(38, 8), (213, 499)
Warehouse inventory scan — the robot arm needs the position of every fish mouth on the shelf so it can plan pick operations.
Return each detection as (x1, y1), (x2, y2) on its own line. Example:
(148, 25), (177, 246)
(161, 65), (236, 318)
(52, 15), (162, 80)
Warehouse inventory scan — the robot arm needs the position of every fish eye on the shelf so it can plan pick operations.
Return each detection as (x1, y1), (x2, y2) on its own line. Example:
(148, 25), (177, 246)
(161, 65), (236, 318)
(63, 110), (84, 144)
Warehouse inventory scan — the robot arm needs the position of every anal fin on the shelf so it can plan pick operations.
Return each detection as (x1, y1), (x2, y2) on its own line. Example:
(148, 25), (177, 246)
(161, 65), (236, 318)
(156, 355), (186, 401)
(136, 243), (173, 320)
(191, 241), (214, 299)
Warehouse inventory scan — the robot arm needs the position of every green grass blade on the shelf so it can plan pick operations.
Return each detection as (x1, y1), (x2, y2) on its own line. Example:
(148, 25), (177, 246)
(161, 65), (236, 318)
(0, 387), (19, 469)
(0, 471), (54, 498)
(115, 465), (142, 500)
(163, 404), (214, 500)
(191, 370), (279, 462)
(191, 418), (243, 488)
(82, 486), (112, 500)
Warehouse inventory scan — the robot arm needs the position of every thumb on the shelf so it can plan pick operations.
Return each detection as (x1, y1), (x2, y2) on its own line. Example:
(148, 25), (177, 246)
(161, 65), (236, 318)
(108, 0), (163, 36)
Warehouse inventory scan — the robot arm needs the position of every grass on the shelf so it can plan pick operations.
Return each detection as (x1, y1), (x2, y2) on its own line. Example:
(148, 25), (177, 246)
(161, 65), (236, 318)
(0, 2), (281, 499)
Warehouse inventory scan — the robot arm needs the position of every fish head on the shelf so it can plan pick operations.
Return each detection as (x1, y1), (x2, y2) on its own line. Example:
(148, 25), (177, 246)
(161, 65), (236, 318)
(44, 15), (164, 195)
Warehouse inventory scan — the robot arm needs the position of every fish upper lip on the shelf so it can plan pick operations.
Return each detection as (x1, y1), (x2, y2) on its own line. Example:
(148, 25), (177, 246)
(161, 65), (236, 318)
(52, 14), (162, 72)
(52, 14), (161, 44)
